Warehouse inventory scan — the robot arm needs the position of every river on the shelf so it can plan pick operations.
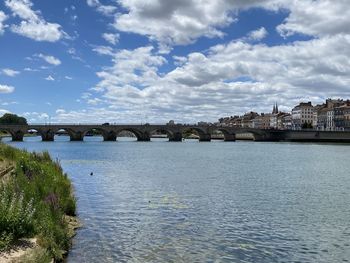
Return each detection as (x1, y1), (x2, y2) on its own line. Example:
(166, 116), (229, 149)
(3, 136), (350, 262)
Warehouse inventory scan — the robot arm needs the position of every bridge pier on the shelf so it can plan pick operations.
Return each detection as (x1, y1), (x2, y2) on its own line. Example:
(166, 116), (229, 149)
(137, 133), (151, 142)
(41, 130), (55, 141)
(224, 134), (236, 141)
(70, 131), (84, 141)
(12, 131), (24, 141)
(169, 132), (182, 142)
(199, 134), (211, 142)
(103, 132), (117, 141)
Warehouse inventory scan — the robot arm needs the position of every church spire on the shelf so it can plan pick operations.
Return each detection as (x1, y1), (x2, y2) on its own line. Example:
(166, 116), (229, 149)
(272, 102), (278, 114)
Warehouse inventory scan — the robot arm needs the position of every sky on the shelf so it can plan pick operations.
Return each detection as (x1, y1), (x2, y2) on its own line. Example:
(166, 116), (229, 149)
(0, 0), (350, 124)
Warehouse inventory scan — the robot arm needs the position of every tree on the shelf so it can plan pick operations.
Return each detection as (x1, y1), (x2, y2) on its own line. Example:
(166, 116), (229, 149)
(302, 121), (313, 129)
(0, 113), (27, 125)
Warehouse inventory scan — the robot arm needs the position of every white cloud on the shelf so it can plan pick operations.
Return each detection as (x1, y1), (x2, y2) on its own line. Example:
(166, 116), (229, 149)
(5, 0), (64, 42)
(86, 0), (117, 16)
(23, 67), (38, 72)
(45, 75), (55, 81)
(277, 0), (350, 37)
(1, 68), (20, 77)
(247, 27), (268, 41)
(67, 48), (76, 55)
(37, 53), (61, 66)
(0, 109), (10, 116)
(11, 21), (63, 42)
(65, 76), (73, 80)
(102, 33), (119, 45)
(22, 111), (49, 122)
(55, 108), (66, 114)
(92, 46), (114, 56)
(93, 46), (166, 92)
(87, 98), (102, 105)
(111, 1), (350, 52)
(1, 101), (18, 106)
(113, 0), (283, 52)
(68, 30), (350, 123)
(0, 11), (8, 34)
(0, 84), (15, 93)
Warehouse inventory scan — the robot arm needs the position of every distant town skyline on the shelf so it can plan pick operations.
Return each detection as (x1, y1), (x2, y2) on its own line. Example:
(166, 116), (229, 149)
(1, 0), (350, 123)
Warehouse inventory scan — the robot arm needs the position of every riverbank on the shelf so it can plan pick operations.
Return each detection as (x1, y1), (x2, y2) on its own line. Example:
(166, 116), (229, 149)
(0, 143), (79, 262)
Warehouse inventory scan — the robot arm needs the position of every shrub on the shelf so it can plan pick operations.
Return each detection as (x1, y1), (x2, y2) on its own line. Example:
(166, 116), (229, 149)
(0, 186), (36, 250)
(0, 143), (77, 260)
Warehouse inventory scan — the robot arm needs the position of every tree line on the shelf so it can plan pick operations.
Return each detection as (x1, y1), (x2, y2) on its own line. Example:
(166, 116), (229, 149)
(0, 113), (27, 125)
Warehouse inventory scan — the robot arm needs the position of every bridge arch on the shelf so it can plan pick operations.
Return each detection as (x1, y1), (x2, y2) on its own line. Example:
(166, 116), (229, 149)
(0, 126), (27, 141)
(81, 128), (107, 141)
(181, 127), (211, 142)
(148, 128), (183, 142)
(115, 128), (149, 141)
(26, 128), (42, 140)
(211, 128), (236, 141)
(0, 127), (14, 141)
(232, 128), (265, 141)
(54, 128), (83, 141)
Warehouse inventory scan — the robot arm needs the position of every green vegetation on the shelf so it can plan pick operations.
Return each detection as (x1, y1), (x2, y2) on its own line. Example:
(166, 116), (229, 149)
(0, 113), (27, 125)
(302, 122), (313, 129)
(182, 129), (199, 139)
(0, 143), (77, 261)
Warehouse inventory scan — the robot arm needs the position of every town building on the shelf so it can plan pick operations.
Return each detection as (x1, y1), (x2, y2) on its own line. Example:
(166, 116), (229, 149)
(313, 104), (325, 129)
(291, 102), (314, 129)
(218, 115), (241, 127)
(241, 112), (259, 128)
(218, 98), (350, 131)
(334, 103), (350, 130)
(281, 114), (292, 130)
(270, 103), (279, 129)
(316, 99), (345, 130)
(261, 113), (272, 129)
(251, 115), (262, 129)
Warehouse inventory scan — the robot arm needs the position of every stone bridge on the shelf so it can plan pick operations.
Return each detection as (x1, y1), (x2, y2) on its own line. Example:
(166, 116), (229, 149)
(0, 124), (282, 142)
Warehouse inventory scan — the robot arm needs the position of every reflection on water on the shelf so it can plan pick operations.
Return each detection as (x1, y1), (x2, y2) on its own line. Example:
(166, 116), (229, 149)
(4, 136), (350, 262)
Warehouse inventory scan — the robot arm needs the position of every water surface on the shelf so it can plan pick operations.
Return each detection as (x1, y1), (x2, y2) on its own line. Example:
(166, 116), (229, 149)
(4, 136), (350, 262)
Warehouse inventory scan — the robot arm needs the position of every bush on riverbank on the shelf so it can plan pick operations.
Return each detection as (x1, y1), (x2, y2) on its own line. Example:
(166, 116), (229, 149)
(0, 143), (77, 261)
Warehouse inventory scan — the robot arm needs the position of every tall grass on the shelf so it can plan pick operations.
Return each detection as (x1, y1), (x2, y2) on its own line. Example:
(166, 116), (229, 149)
(0, 144), (77, 261)
(0, 187), (36, 248)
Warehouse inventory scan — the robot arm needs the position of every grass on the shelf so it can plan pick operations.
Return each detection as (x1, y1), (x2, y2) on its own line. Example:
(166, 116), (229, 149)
(17, 247), (53, 263)
(0, 143), (77, 261)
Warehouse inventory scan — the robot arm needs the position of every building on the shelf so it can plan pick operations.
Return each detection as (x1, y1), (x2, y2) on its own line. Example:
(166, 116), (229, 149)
(251, 115), (262, 129)
(344, 106), (350, 130)
(261, 113), (272, 129)
(334, 103), (350, 130)
(317, 106), (328, 130)
(313, 104), (325, 129)
(315, 99), (345, 130)
(218, 98), (350, 131)
(291, 102), (314, 129)
(270, 103), (279, 129)
(241, 112), (259, 128)
(218, 115), (241, 127)
(281, 114), (292, 130)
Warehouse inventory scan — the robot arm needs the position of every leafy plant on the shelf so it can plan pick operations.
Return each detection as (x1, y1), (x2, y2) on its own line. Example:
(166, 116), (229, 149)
(0, 143), (77, 260)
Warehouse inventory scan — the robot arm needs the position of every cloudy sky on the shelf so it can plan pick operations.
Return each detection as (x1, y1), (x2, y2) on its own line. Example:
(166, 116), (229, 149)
(0, 0), (350, 123)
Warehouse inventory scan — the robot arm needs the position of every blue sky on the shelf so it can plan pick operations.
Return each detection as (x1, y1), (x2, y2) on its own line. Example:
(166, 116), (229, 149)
(0, 0), (350, 123)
